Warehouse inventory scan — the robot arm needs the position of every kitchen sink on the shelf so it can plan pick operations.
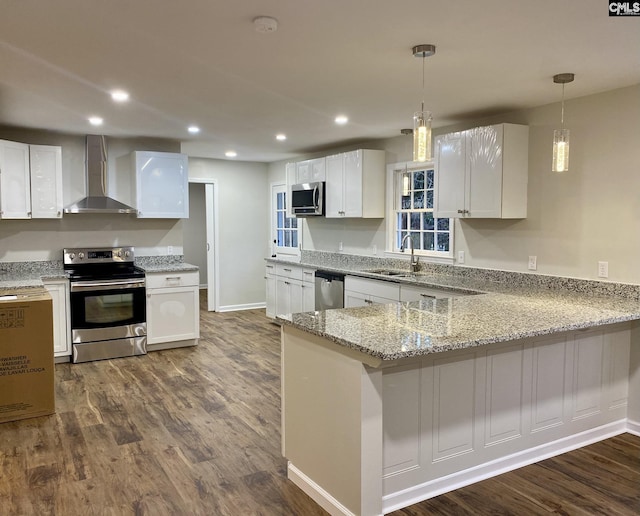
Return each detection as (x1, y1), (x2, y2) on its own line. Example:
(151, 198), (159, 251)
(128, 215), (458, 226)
(362, 269), (412, 277)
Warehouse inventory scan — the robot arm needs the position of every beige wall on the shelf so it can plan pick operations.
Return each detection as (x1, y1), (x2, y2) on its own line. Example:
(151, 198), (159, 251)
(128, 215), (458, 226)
(0, 127), (183, 261)
(268, 84), (640, 285)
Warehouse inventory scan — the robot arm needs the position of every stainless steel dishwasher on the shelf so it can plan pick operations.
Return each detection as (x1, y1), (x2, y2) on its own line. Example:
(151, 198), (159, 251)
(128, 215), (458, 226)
(315, 270), (345, 310)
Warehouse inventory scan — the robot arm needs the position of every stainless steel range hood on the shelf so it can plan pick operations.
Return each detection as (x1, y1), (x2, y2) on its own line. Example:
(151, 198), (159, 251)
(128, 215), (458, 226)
(64, 135), (136, 214)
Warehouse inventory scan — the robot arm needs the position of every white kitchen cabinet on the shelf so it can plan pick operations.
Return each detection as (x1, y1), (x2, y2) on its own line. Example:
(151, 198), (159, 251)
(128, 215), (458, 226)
(131, 151), (189, 218)
(43, 279), (72, 359)
(399, 284), (471, 301)
(325, 149), (385, 218)
(434, 123), (529, 219)
(146, 270), (199, 348)
(30, 145), (63, 218)
(0, 139), (31, 219)
(296, 157), (326, 183)
(266, 263), (315, 318)
(344, 276), (399, 308)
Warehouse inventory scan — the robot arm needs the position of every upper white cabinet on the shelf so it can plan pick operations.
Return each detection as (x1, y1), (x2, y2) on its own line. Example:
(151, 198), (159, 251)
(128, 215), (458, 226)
(296, 157), (326, 183)
(0, 140), (31, 219)
(325, 149), (385, 218)
(0, 140), (63, 219)
(131, 151), (189, 218)
(435, 123), (529, 219)
(30, 145), (63, 218)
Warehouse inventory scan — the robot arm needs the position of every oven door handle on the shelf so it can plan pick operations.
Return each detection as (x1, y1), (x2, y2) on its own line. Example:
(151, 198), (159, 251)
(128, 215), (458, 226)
(70, 279), (146, 292)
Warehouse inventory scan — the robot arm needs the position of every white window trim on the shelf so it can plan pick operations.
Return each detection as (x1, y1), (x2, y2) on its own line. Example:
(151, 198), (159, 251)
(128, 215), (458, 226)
(385, 160), (454, 264)
(271, 182), (301, 261)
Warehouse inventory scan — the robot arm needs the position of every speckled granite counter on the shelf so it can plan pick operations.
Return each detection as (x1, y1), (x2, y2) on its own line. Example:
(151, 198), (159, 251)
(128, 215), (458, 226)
(136, 256), (199, 273)
(273, 251), (640, 361)
(0, 261), (67, 290)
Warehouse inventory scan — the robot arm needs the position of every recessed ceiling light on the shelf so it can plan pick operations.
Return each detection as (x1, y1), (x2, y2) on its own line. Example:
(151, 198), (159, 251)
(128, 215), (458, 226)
(276, 133), (287, 141)
(88, 116), (103, 126)
(335, 115), (348, 125)
(188, 125), (200, 134)
(225, 150), (237, 158)
(111, 90), (130, 102)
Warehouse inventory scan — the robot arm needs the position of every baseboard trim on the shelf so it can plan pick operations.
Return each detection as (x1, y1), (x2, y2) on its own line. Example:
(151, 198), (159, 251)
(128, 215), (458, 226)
(288, 462), (357, 516)
(627, 419), (640, 437)
(147, 339), (198, 352)
(382, 420), (628, 514)
(218, 302), (266, 313)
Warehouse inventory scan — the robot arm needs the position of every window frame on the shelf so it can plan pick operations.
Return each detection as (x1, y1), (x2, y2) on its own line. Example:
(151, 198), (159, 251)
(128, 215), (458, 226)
(385, 161), (454, 263)
(271, 182), (301, 260)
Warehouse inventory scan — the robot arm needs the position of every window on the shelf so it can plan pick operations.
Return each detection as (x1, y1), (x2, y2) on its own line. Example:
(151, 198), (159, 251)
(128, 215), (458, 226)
(271, 184), (300, 257)
(389, 164), (453, 258)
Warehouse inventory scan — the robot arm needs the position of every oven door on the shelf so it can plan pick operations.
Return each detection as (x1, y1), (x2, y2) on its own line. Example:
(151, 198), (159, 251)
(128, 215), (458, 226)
(69, 278), (146, 344)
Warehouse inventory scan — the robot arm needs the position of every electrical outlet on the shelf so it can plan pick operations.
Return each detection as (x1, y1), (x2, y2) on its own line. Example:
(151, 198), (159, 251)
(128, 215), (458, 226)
(167, 245), (174, 255)
(457, 250), (465, 264)
(528, 255), (537, 271)
(338, 241), (343, 252)
(372, 244), (377, 255)
(598, 261), (609, 278)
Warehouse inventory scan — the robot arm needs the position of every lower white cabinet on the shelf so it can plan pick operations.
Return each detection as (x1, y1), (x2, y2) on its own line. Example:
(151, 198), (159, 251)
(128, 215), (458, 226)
(266, 263), (315, 318)
(344, 276), (399, 308)
(146, 271), (199, 347)
(42, 279), (71, 358)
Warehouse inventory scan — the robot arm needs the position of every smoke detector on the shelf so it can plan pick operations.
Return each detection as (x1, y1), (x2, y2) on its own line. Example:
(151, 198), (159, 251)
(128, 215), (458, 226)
(254, 16), (278, 33)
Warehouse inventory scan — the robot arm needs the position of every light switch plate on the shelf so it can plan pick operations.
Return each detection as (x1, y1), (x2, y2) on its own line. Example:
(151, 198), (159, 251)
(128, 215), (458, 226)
(528, 255), (537, 271)
(598, 261), (609, 278)
(457, 250), (465, 264)
(168, 245), (174, 255)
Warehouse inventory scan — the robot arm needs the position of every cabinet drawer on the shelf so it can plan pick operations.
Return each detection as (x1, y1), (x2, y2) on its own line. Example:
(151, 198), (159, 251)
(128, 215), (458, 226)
(146, 271), (199, 289)
(276, 264), (303, 281)
(345, 276), (399, 301)
(301, 268), (316, 284)
(265, 263), (276, 277)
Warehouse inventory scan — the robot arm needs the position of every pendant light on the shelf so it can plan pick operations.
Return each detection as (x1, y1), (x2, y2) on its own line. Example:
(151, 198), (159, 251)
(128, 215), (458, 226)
(552, 73), (574, 172)
(412, 44), (436, 162)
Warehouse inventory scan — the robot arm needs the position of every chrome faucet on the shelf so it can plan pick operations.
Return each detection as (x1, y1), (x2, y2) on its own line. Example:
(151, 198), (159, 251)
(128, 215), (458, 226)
(400, 234), (419, 273)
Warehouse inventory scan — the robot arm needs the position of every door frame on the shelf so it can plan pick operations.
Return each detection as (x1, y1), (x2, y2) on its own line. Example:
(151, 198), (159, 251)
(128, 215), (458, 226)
(189, 178), (219, 311)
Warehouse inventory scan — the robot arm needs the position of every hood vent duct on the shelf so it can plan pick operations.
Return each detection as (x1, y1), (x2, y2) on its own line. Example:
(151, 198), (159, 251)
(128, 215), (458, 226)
(64, 135), (136, 214)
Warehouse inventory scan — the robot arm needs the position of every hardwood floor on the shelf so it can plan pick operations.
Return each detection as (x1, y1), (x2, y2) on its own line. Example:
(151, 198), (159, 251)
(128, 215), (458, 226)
(1, 295), (638, 515)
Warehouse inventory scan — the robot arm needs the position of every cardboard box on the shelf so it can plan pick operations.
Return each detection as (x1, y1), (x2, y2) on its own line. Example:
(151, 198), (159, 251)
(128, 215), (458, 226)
(0, 288), (55, 423)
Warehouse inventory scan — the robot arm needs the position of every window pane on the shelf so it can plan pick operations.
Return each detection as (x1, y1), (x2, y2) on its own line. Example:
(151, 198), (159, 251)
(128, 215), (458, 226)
(410, 212), (421, 230)
(290, 217), (298, 229)
(426, 190), (434, 209)
(437, 233), (450, 252)
(398, 230), (408, 249)
(437, 218), (449, 231)
(413, 171), (424, 190)
(397, 212), (408, 230)
(277, 230), (284, 246)
(423, 212), (434, 230)
(426, 170), (434, 189)
(284, 231), (291, 247)
(292, 231), (298, 248)
(413, 191), (424, 209)
(423, 232), (435, 251)
(401, 196), (411, 209)
(284, 216), (291, 229)
(277, 212), (284, 229)
(277, 192), (284, 210)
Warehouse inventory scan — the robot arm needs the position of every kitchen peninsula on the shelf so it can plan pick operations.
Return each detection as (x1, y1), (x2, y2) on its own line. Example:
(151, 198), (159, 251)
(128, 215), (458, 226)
(278, 263), (640, 516)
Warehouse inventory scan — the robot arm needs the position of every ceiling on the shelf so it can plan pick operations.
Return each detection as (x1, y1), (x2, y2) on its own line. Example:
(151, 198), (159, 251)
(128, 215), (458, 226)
(1, 1), (638, 163)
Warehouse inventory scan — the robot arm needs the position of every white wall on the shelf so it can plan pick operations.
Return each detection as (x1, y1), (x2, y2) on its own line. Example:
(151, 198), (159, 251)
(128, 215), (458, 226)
(0, 127), (183, 261)
(187, 157), (269, 310)
(268, 85), (640, 284)
(183, 183), (208, 285)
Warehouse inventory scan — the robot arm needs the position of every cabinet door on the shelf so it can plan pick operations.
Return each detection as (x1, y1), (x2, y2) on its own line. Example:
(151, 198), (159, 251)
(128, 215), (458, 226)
(44, 280), (71, 357)
(434, 132), (466, 219)
(309, 158), (326, 181)
(275, 277), (291, 316)
(296, 160), (311, 183)
(0, 140), (31, 219)
(342, 150), (363, 217)
(147, 286), (199, 344)
(289, 280), (304, 314)
(325, 153), (344, 217)
(301, 281), (315, 312)
(345, 290), (369, 308)
(400, 284), (460, 301)
(265, 266), (276, 318)
(134, 152), (189, 218)
(466, 124), (503, 218)
(30, 145), (63, 219)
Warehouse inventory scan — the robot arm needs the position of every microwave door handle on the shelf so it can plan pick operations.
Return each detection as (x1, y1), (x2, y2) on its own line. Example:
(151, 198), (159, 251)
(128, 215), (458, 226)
(313, 185), (319, 208)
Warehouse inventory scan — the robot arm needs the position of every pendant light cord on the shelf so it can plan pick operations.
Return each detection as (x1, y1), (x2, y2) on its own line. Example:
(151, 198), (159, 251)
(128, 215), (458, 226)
(560, 83), (565, 129)
(421, 54), (425, 113)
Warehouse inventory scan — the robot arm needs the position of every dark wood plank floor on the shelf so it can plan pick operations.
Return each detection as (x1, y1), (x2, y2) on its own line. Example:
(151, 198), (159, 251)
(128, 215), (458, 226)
(1, 293), (638, 515)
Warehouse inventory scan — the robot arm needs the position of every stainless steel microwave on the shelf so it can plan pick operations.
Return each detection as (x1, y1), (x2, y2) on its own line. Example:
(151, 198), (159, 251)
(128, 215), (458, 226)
(291, 181), (324, 216)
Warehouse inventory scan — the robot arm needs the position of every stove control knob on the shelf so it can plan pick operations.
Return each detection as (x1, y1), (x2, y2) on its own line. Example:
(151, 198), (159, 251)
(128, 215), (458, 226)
(78, 252), (85, 260)
(116, 250), (122, 258)
(69, 253), (76, 260)
(124, 250), (131, 258)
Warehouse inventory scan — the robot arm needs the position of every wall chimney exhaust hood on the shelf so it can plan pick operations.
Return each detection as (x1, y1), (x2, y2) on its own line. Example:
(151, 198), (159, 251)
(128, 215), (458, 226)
(64, 135), (136, 214)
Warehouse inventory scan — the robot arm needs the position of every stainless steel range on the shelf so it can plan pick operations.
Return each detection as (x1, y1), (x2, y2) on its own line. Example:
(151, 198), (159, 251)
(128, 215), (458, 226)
(64, 246), (146, 363)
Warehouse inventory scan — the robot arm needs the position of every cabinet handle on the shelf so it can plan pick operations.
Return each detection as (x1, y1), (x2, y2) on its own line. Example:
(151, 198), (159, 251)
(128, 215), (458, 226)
(283, 268), (292, 272)
(166, 276), (181, 280)
(266, 265), (274, 269)
(365, 299), (373, 304)
(57, 210), (61, 217)
(457, 209), (464, 214)
(420, 293), (436, 299)
(284, 281), (290, 285)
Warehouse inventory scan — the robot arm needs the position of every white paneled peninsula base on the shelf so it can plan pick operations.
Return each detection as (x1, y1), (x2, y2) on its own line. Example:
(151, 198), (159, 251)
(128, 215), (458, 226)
(280, 296), (640, 516)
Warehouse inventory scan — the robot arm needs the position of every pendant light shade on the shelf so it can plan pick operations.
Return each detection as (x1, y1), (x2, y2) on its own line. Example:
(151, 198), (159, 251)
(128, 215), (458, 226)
(552, 73), (574, 173)
(412, 44), (436, 162)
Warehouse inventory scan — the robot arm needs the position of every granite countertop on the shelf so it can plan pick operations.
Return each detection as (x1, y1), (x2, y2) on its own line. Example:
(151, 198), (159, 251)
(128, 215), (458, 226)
(137, 262), (199, 273)
(272, 253), (640, 361)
